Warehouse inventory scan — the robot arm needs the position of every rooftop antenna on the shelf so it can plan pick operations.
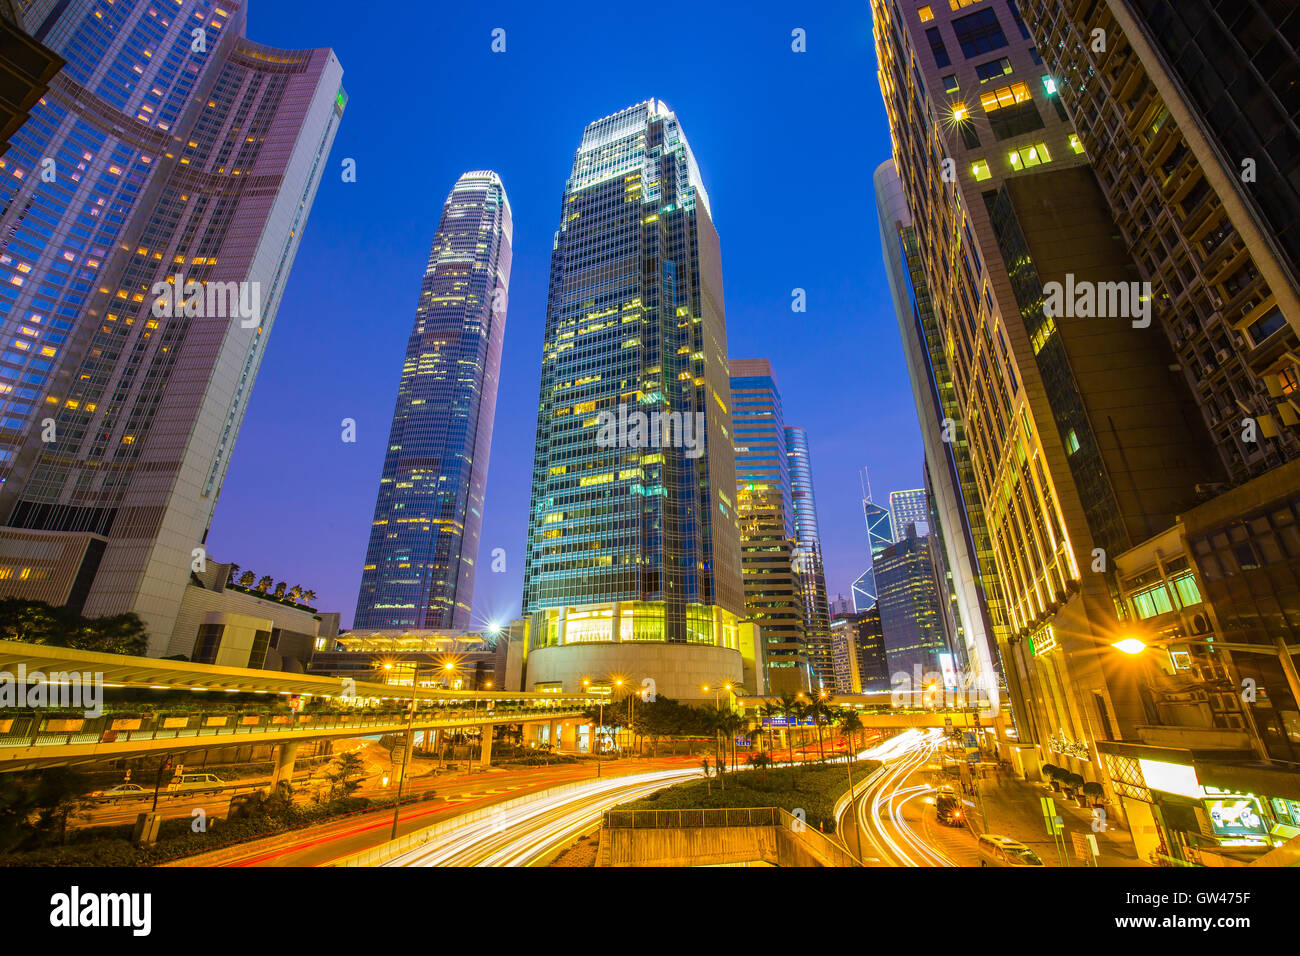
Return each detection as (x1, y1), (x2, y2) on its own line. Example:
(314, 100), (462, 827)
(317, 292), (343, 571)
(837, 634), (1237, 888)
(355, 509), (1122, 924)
(860, 466), (875, 504)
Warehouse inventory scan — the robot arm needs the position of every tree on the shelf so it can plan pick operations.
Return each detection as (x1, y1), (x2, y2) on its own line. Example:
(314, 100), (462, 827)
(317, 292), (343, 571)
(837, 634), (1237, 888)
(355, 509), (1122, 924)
(804, 693), (831, 763)
(758, 701), (782, 764)
(837, 709), (865, 759)
(226, 563), (240, 587)
(255, 575), (273, 594)
(0, 599), (146, 655)
(777, 692), (802, 769)
(30, 767), (91, 845)
(327, 751), (366, 800)
(273, 581), (287, 600)
(836, 710), (867, 860)
(289, 584), (303, 605)
(302, 589), (318, 606)
(239, 570), (256, 587)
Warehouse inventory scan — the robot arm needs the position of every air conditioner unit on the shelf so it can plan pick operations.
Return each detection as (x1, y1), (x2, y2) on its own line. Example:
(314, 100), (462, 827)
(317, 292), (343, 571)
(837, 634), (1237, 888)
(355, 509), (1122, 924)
(1191, 612), (1211, 635)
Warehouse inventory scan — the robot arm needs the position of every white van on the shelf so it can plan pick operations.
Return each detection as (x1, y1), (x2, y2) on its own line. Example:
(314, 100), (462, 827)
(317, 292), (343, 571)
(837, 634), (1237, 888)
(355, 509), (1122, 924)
(167, 772), (226, 792)
(977, 834), (1044, 867)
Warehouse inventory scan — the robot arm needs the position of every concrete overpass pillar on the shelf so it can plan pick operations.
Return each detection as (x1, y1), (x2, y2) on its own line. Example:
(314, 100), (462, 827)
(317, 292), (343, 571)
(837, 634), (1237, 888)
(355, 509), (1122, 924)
(549, 721), (560, 749)
(479, 725), (493, 767)
(269, 741), (299, 792)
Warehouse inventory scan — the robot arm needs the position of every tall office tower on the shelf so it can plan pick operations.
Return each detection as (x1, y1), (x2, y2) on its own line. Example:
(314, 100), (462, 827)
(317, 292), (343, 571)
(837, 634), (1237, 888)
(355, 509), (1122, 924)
(786, 425), (834, 692)
(354, 171), (512, 631)
(871, 0), (1227, 802)
(1010, 2), (1300, 858)
(1018, 0), (1300, 482)
(850, 568), (875, 614)
(831, 607), (889, 694)
(828, 592), (853, 617)
(875, 525), (950, 682)
(0, 5), (63, 159)
(729, 359), (808, 693)
(875, 161), (1005, 707)
(889, 487), (929, 540)
(857, 495), (894, 606)
(0, 1), (344, 655)
(521, 101), (750, 703)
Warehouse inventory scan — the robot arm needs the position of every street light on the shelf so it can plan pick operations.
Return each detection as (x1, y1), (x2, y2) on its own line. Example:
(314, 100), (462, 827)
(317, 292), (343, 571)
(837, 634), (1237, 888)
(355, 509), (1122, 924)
(389, 662), (428, 842)
(1111, 632), (1300, 703)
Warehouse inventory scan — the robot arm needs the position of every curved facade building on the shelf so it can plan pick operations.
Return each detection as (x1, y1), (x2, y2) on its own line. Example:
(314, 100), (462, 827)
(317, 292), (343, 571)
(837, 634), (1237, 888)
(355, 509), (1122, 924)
(354, 171), (512, 630)
(786, 425), (833, 691)
(0, 0), (344, 653)
(521, 101), (749, 702)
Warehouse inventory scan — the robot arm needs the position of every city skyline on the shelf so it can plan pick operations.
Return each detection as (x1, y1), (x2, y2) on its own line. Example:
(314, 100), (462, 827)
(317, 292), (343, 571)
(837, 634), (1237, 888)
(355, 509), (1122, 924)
(201, 2), (923, 630)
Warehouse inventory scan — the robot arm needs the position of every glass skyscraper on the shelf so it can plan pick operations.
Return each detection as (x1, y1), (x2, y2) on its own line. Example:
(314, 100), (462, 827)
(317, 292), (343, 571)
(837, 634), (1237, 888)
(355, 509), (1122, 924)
(889, 487), (929, 540)
(730, 358), (807, 694)
(786, 424), (833, 692)
(354, 171), (512, 631)
(520, 101), (749, 702)
(0, 0), (344, 655)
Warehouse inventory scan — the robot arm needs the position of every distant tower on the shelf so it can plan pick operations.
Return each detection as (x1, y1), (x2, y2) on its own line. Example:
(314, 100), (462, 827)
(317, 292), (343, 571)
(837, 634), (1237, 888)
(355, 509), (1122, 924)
(355, 171), (513, 630)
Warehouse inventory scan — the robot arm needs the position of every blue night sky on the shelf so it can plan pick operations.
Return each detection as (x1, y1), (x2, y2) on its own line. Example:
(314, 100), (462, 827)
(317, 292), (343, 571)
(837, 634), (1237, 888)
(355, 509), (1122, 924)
(205, 1), (923, 629)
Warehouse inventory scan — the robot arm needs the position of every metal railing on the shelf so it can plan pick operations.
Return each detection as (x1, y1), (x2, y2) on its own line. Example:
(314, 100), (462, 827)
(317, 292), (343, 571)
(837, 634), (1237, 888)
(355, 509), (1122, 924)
(0, 704), (589, 750)
(602, 807), (782, 829)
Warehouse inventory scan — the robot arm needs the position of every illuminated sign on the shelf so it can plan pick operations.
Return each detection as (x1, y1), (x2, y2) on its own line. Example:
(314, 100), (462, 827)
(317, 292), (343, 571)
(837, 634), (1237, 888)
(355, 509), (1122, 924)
(1204, 797), (1268, 840)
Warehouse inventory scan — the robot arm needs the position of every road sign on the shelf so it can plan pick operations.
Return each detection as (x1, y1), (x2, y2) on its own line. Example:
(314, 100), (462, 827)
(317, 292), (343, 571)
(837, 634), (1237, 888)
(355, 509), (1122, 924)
(1071, 831), (1099, 864)
(1040, 796), (1061, 835)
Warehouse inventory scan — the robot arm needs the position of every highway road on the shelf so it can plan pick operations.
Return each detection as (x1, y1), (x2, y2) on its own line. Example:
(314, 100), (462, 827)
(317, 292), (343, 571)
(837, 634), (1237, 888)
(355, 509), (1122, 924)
(840, 729), (957, 867)
(383, 766), (704, 867)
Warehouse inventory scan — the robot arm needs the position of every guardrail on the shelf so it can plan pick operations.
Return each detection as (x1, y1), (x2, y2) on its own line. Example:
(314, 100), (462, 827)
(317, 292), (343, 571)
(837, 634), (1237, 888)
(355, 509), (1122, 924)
(327, 778), (598, 867)
(0, 705), (588, 750)
(602, 807), (781, 828)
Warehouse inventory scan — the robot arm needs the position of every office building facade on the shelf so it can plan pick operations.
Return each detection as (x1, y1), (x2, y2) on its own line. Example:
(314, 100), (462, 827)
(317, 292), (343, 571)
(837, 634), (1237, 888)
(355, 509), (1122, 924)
(786, 424), (834, 691)
(354, 171), (512, 631)
(730, 359), (808, 693)
(0, 0), (344, 655)
(889, 486), (929, 540)
(520, 101), (749, 703)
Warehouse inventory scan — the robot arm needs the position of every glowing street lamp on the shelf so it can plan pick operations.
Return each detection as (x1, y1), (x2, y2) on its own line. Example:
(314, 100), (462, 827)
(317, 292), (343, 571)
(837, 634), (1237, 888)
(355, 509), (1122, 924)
(1111, 637), (1147, 655)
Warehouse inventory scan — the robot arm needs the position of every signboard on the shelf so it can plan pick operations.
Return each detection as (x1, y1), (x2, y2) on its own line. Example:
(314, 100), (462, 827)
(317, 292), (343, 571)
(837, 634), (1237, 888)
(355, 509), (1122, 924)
(1204, 796), (1268, 839)
(939, 653), (959, 690)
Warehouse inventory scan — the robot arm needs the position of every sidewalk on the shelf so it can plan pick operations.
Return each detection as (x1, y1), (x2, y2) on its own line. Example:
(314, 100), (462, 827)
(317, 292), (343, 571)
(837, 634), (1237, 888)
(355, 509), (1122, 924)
(971, 768), (1145, 867)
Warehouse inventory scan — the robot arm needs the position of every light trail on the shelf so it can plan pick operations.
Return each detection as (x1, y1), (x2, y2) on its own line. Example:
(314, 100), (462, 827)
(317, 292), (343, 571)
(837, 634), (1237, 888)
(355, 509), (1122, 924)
(384, 767), (701, 867)
(847, 729), (955, 867)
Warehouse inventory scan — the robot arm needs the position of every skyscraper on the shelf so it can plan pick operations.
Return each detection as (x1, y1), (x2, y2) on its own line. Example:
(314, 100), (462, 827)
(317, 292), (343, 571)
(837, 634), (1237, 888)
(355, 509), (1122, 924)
(889, 487), (929, 540)
(875, 524), (949, 683)
(856, 487), (894, 607)
(521, 101), (750, 702)
(872, 0), (1237, 817)
(0, 5), (62, 160)
(730, 358), (808, 693)
(0, 0), (344, 655)
(354, 171), (512, 631)
(786, 425), (834, 692)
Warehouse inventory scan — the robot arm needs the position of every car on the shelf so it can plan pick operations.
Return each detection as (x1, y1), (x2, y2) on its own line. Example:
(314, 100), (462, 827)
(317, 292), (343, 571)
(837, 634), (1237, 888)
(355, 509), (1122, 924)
(89, 783), (147, 798)
(166, 773), (227, 792)
(935, 793), (965, 827)
(977, 834), (1044, 867)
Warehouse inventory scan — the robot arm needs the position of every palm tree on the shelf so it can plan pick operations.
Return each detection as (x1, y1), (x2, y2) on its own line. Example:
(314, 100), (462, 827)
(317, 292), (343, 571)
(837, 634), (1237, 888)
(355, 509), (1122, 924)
(226, 563), (240, 587)
(777, 691), (802, 769)
(239, 570), (256, 588)
(758, 701), (781, 763)
(273, 581), (287, 600)
(716, 709), (745, 774)
(302, 589), (318, 606)
(837, 709), (866, 860)
(255, 575), (273, 594)
(805, 693), (830, 763)
(289, 584), (303, 604)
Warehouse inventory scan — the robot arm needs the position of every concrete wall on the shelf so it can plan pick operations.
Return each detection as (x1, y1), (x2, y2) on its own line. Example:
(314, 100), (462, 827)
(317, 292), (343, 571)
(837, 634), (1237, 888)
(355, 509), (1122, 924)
(598, 823), (856, 867)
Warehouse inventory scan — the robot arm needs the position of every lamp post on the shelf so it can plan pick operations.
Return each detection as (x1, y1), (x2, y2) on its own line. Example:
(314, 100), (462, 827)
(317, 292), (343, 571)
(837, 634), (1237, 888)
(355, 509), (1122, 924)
(1112, 634), (1300, 710)
(389, 662), (428, 842)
